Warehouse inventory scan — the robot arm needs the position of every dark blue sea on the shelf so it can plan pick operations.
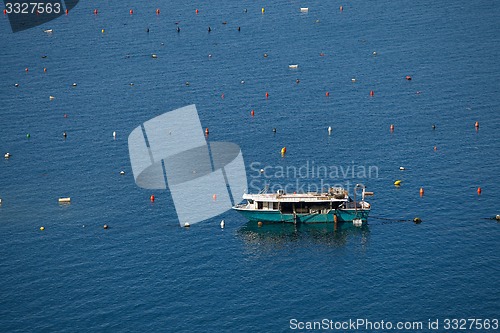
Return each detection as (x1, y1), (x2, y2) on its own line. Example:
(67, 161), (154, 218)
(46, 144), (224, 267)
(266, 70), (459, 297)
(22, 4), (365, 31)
(1, 1), (499, 332)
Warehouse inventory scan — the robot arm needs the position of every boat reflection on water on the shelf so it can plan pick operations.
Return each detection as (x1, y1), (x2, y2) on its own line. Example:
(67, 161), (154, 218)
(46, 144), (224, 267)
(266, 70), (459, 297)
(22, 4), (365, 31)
(237, 220), (370, 252)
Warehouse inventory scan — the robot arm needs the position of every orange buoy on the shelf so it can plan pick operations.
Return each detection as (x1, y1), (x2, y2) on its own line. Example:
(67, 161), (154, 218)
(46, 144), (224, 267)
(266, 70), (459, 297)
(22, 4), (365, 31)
(325, 91), (330, 97)
(65, 9), (68, 15)
(93, 9), (98, 15)
(205, 128), (209, 135)
(265, 92), (269, 99)
(156, 9), (160, 15)
(43, 68), (47, 72)
(419, 187), (424, 197)
(150, 195), (155, 202)
(405, 75), (412, 80)
(251, 109), (255, 117)
(129, 9), (133, 14)
(370, 90), (374, 96)
(390, 124), (394, 132)
(195, 9), (199, 14)
(213, 194), (217, 200)
(281, 147), (286, 155)
(475, 121), (479, 128)
(477, 187), (482, 195)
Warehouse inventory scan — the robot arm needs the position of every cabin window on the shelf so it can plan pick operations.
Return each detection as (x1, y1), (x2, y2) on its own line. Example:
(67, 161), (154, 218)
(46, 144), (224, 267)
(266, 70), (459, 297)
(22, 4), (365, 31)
(273, 202), (279, 210)
(248, 199), (254, 204)
(257, 202), (263, 209)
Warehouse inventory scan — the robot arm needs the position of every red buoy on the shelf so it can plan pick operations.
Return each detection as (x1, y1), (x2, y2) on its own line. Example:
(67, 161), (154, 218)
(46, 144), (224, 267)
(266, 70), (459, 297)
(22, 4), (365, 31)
(221, 93), (224, 99)
(434, 146), (437, 151)
(212, 194), (217, 200)
(25, 68), (28, 72)
(419, 187), (424, 197)
(370, 90), (374, 96)
(477, 187), (482, 195)
(405, 75), (412, 80)
(251, 109), (255, 117)
(390, 124), (394, 132)
(475, 121), (479, 128)
(195, 9), (199, 14)
(43, 68), (47, 72)
(129, 9), (133, 15)
(93, 9), (98, 15)
(4, 9), (7, 15)
(340, 6), (343, 11)
(156, 9), (160, 15)
(325, 92), (330, 97)
(205, 128), (209, 135)
(65, 9), (68, 15)
(265, 92), (269, 99)
(150, 195), (155, 202)
(64, 114), (68, 118)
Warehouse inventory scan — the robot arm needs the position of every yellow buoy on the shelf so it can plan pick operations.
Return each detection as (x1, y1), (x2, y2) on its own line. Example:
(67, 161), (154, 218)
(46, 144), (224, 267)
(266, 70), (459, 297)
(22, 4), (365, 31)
(261, 7), (265, 13)
(40, 226), (45, 231)
(257, 221), (263, 227)
(101, 29), (105, 33)
(394, 180), (402, 186)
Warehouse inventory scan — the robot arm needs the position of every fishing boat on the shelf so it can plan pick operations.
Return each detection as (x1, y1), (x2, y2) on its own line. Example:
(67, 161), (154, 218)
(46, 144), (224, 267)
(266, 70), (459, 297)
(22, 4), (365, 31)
(233, 184), (372, 225)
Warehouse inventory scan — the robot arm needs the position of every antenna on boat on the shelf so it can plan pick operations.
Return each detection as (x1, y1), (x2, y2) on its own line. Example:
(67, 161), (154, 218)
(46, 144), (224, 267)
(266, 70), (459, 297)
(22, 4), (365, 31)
(259, 184), (269, 194)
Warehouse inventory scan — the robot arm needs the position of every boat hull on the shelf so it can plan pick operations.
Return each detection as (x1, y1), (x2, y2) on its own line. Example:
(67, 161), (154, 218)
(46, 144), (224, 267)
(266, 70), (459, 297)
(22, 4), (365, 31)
(233, 208), (369, 224)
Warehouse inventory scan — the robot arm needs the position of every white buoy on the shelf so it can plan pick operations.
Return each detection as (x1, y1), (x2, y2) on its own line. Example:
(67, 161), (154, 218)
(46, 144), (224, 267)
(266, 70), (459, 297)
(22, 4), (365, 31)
(184, 222), (190, 228)
(353, 219), (363, 227)
(49, 96), (55, 100)
(0, 198), (2, 205)
(4, 152), (11, 159)
(120, 171), (125, 175)
(373, 51), (377, 55)
(300, 8), (309, 12)
(14, 83), (19, 87)
(72, 83), (77, 87)
(260, 169), (264, 174)
(351, 78), (356, 82)
(399, 166), (405, 170)
(113, 131), (116, 139)
(152, 54), (158, 58)
(58, 197), (71, 203)
(220, 220), (225, 228)
(328, 126), (332, 135)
